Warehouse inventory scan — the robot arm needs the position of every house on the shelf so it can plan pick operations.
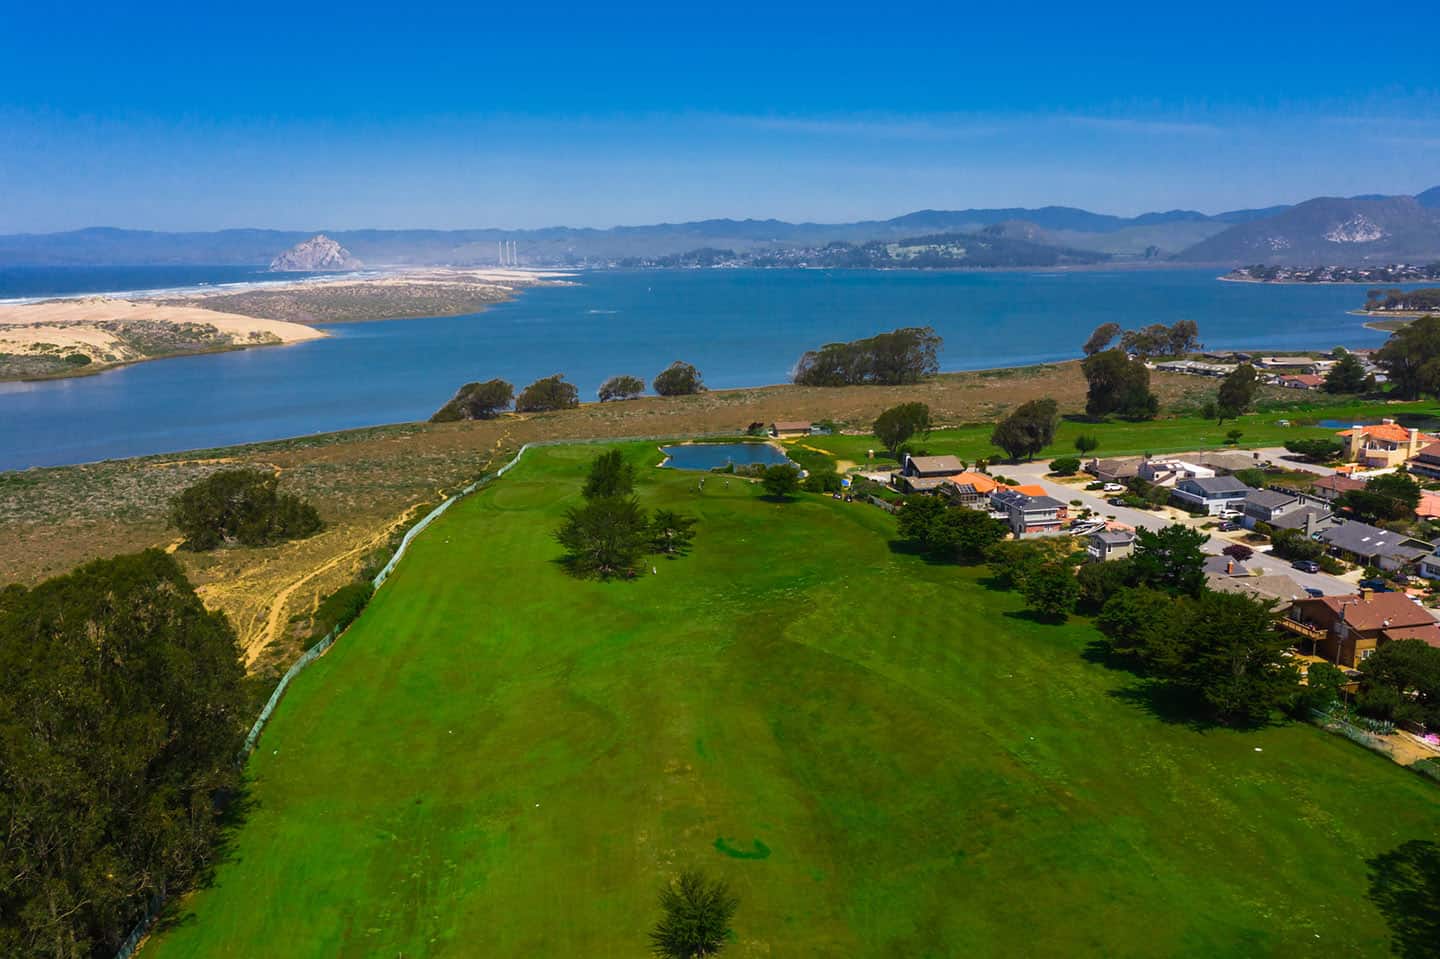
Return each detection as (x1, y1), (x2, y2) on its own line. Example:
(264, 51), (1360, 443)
(1337, 419), (1439, 469)
(1311, 474), (1367, 502)
(1195, 450), (1265, 475)
(1407, 441), (1440, 480)
(939, 471), (1003, 508)
(1265, 505), (1336, 535)
(990, 488), (1068, 538)
(1419, 544), (1440, 580)
(769, 421), (812, 438)
(1276, 373), (1325, 390)
(1209, 572), (1312, 605)
(1085, 457), (1143, 483)
(1317, 521), (1434, 571)
(1137, 457), (1215, 487)
(1257, 356), (1323, 372)
(1417, 491), (1440, 520)
(1152, 359), (1237, 377)
(1087, 528), (1135, 561)
(1281, 591), (1440, 668)
(896, 454), (967, 493)
(1241, 489), (1305, 528)
(1172, 475), (1252, 516)
(1203, 554), (1250, 577)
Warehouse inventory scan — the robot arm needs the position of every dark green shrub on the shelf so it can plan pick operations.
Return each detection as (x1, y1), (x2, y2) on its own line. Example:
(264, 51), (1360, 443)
(309, 581), (374, 643)
(169, 469), (322, 550)
(1049, 456), (1081, 476)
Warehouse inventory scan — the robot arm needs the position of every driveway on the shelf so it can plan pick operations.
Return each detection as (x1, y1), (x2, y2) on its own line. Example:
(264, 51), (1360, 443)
(1252, 447), (1338, 477)
(1004, 461), (1356, 596)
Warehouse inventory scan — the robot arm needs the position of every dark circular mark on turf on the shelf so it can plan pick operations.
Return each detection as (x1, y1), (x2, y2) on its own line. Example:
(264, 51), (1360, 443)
(714, 836), (771, 860)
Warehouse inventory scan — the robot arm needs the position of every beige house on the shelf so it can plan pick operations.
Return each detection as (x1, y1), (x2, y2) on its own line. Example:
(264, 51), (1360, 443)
(1338, 419), (1438, 469)
(770, 421), (813, 438)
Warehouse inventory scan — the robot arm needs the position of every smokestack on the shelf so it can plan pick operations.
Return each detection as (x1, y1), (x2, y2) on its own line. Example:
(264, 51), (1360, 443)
(1360, 587), (1372, 602)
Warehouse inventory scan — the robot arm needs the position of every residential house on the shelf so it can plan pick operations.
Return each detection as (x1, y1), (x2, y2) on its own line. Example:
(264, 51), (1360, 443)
(1087, 528), (1136, 561)
(1257, 356), (1324, 372)
(1137, 457), (1215, 487)
(1317, 521), (1434, 571)
(1203, 554), (1250, 577)
(769, 421), (812, 438)
(1419, 544), (1440, 580)
(939, 471), (1003, 508)
(1209, 572), (1313, 605)
(1265, 504), (1335, 535)
(990, 488), (1068, 538)
(1417, 491), (1440, 520)
(1281, 591), (1440, 668)
(896, 454), (967, 493)
(1152, 359), (1237, 377)
(1171, 475), (1252, 516)
(1195, 450), (1266, 475)
(1241, 489), (1305, 528)
(1311, 474), (1367, 502)
(1276, 373), (1325, 390)
(1085, 457), (1143, 483)
(1407, 441), (1440, 480)
(1337, 419), (1439, 469)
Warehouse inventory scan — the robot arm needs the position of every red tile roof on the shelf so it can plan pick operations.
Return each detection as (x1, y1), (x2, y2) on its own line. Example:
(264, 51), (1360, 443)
(1337, 423), (1438, 445)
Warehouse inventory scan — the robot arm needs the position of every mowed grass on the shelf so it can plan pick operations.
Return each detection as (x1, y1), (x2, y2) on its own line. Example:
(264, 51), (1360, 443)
(149, 442), (1440, 957)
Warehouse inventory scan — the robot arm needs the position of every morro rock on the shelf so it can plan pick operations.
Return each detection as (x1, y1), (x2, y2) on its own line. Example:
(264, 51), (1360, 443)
(268, 234), (362, 272)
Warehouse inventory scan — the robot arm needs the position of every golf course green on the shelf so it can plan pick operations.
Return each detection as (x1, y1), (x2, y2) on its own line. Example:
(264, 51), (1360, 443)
(147, 441), (1440, 957)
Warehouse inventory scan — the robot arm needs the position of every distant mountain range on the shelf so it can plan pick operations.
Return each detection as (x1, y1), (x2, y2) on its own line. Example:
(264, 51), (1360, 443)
(1, 187), (1437, 269)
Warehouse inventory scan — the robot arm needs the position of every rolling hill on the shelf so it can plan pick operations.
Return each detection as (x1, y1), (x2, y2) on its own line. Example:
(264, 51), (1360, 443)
(1173, 195), (1440, 265)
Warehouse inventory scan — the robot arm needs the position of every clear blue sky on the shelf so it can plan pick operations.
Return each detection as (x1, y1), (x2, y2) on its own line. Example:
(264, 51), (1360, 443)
(2, 0), (1437, 232)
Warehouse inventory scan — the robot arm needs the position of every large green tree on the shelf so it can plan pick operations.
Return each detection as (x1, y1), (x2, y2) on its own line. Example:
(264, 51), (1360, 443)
(1340, 472), (1423, 523)
(554, 496), (652, 578)
(1082, 321), (1122, 356)
(1022, 562), (1081, 621)
(653, 361), (705, 396)
(0, 551), (246, 958)
(650, 509), (699, 556)
(597, 374), (646, 402)
(516, 373), (580, 412)
(896, 496), (1007, 560)
(1131, 523), (1207, 596)
(1215, 363), (1258, 422)
(583, 449), (636, 500)
(990, 398), (1059, 461)
(1324, 349), (1369, 394)
(429, 378), (514, 421)
(761, 464), (802, 499)
(649, 869), (739, 959)
(1081, 349), (1158, 419)
(1376, 314), (1440, 399)
(168, 468), (322, 550)
(793, 327), (942, 386)
(872, 402), (932, 456)
(1359, 639), (1440, 727)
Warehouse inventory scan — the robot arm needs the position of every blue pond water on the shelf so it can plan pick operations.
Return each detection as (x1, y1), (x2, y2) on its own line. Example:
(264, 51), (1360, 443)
(659, 443), (792, 471)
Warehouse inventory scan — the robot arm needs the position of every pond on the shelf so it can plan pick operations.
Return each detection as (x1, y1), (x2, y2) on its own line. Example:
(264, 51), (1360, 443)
(659, 442), (793, 471)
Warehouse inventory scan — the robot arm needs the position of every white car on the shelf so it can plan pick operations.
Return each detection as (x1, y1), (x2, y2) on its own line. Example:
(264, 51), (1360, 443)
(1102, 483), (1126, 493)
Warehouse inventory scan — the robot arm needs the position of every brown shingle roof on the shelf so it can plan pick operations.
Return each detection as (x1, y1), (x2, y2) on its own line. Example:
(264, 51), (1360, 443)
(1310, 592), (1439, 631)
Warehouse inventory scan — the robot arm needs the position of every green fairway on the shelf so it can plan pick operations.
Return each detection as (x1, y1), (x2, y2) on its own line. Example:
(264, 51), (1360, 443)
(148, 441), (1440, 957)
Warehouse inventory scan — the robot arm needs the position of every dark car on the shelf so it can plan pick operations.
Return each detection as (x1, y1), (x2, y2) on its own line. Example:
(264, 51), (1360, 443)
(1217, 521), (1238, 532)
(1108, 497), (1128, 507)
(1304, 587), (1324, 598)
(1358, 578), (1393, 592)
(1291, 560), (1320, 574)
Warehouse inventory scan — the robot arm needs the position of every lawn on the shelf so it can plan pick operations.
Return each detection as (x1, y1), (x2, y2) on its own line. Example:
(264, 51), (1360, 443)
(147, 441), (1440, 957)
(805, 398), (1440, 470)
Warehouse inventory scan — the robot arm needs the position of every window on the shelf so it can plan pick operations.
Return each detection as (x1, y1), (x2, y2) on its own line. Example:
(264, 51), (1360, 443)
(1359, 648), (1375, 661)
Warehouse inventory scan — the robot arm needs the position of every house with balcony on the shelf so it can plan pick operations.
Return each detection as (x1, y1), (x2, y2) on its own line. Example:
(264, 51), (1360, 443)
(1281, 591), (1440, 668)
(938, 471), (1003, 509)
(990, 488), (1068, 538)
(1337, 419), (1438, 469)
(1407, 441), (1440, 480)
(1171, 475), (1252, 516)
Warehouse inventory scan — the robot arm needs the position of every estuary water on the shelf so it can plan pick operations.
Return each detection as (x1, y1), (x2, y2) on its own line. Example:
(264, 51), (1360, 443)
(0, 268), (1397, 471)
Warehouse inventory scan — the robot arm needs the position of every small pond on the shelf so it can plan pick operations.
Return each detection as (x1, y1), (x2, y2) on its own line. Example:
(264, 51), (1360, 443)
(659, 442), (793, 471)
(1317, 419), (1379, 429)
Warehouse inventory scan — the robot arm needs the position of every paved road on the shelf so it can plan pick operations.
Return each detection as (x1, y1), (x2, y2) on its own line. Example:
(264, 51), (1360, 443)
(1252, 448), (1339, 478)
(1006, 461), (1356, 596)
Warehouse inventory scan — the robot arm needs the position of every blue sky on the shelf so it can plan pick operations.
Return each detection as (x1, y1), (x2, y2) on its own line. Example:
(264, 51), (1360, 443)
(2, 1), (1438, 231)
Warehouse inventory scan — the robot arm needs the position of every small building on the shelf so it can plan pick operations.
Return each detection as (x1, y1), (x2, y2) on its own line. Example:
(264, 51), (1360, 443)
(1087, 528), (1136, 561)
(1281, 591), (1440, 668)
(1337, 419), (1438, 469)
(1137, 457), (1215, 487)
(1085, 456), (1144, 484)
(1417, 491), (1440, 520)
(1276, 373), (1325, 390)
(1317, 521), (1433, 572)
(1311, 474), (1367, 502)
(1172, 475), (1252, 516)
(769, 421), (813, 438)
(897, 454), (967, 493)
(990, 488), (1069, 538)
(1407, 441), (1440, 481)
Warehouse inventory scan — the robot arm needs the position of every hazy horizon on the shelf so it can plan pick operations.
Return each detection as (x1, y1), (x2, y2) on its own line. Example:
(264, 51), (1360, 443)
(3, 2), (1438, 233)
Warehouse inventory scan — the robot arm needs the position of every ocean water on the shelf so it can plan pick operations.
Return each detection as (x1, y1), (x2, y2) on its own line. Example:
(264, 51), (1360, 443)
(0, 268), (1399, 471)
(0, 265), (333, 302)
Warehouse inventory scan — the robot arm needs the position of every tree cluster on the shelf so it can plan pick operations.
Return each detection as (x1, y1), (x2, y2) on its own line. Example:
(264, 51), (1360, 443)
(1357, 639), (1440, 728)
(653, 361), (705, 396)
(792, 327), (942, 386)
(516, 373), (580, 412)
(430, 378), (514, 421)
(990, 398), (1058, 460)
(598, 374), (646, 402)
(168, 468), (322, 550)
(1338, 471), (1422, 524)
(1376, 315), (1440, 399)
(1081, 349), (1159, 420)
(895, 495), (1008, 561)
(555, 451), (698, 578)
(872, 401), (932, 455)
(1283, 438), (1344, 462)
(1082, 319), (1200, 358)
(0, 551), (247, 957)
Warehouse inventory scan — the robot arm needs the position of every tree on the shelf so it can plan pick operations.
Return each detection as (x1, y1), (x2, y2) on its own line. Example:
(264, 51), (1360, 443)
(516, 373), (580, 412)
(897, 496), (1006, 560)
(649, 869), (739, 959)
(598, 374), (646, 402)
(430, 378), (514, 422)
(793, 327), (942, 386)
(1215, 363), (1257, 422)
(1023, 562), (1080, 620)
(1360, 639), (1440, 727)
(1299, 661), (1347, 712)
(1166, 319), (1202, 356)
(1074, 433), (1100, 456)
(1096, 585), (1176, 660)
(1178, 590), (1297, 724)
(583, 449), (636, 500)
(653, 361), (705, 396)
(1082, 321), (1122, 356)
(1082, 349), (1158, 419)
(1225, 428), (1244, 446)
(555, 496), (652, 578)
(1324, 349), (1369, 394)
(873, 402), (932, 455)
(990, 398), (1059, 461)
(1076, 556), (1137, 612)
(1283, 438), (1344, 462)
(0, 551), (245, 957)
(985, 538), (1074, 591)
(169, 468), (322, 550)
(1131, 523), (1207, 596)
(1339, 471), (1423, 523)
(1376, 314), (1440, 399)
(1049, 456), (1081, 476)
(1222, 543), (1254, 562)
(761, 464), (802, 499)
(651, 509), (698, 556)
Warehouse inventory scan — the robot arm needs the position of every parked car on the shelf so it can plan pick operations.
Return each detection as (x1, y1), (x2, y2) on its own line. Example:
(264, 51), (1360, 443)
(1217, 521), (1238, 532)
(1304, 587), (1324, 598)
(1103, 483), (1125, 493)
(1108, 496), (1128, 507)
(1358, 578), (1393, 592)
(1291, 560), (1320, 574)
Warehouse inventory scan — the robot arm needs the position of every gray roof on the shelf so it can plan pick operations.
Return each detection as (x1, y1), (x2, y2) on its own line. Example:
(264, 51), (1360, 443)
(1197, 450), (1265, 472)
(1318, 521), (1431, 560)
(1203, 554), (1251, 576)
(1245, 489), (1298, 510)
(1207, 573), (1311, 604)
(992, 489), (1065, 511)
(906, 455), (965, 476)
(1090, 529), (1136, 546)
(1267, 506), (1334, 531)
(1181, 475), (1252, 495)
